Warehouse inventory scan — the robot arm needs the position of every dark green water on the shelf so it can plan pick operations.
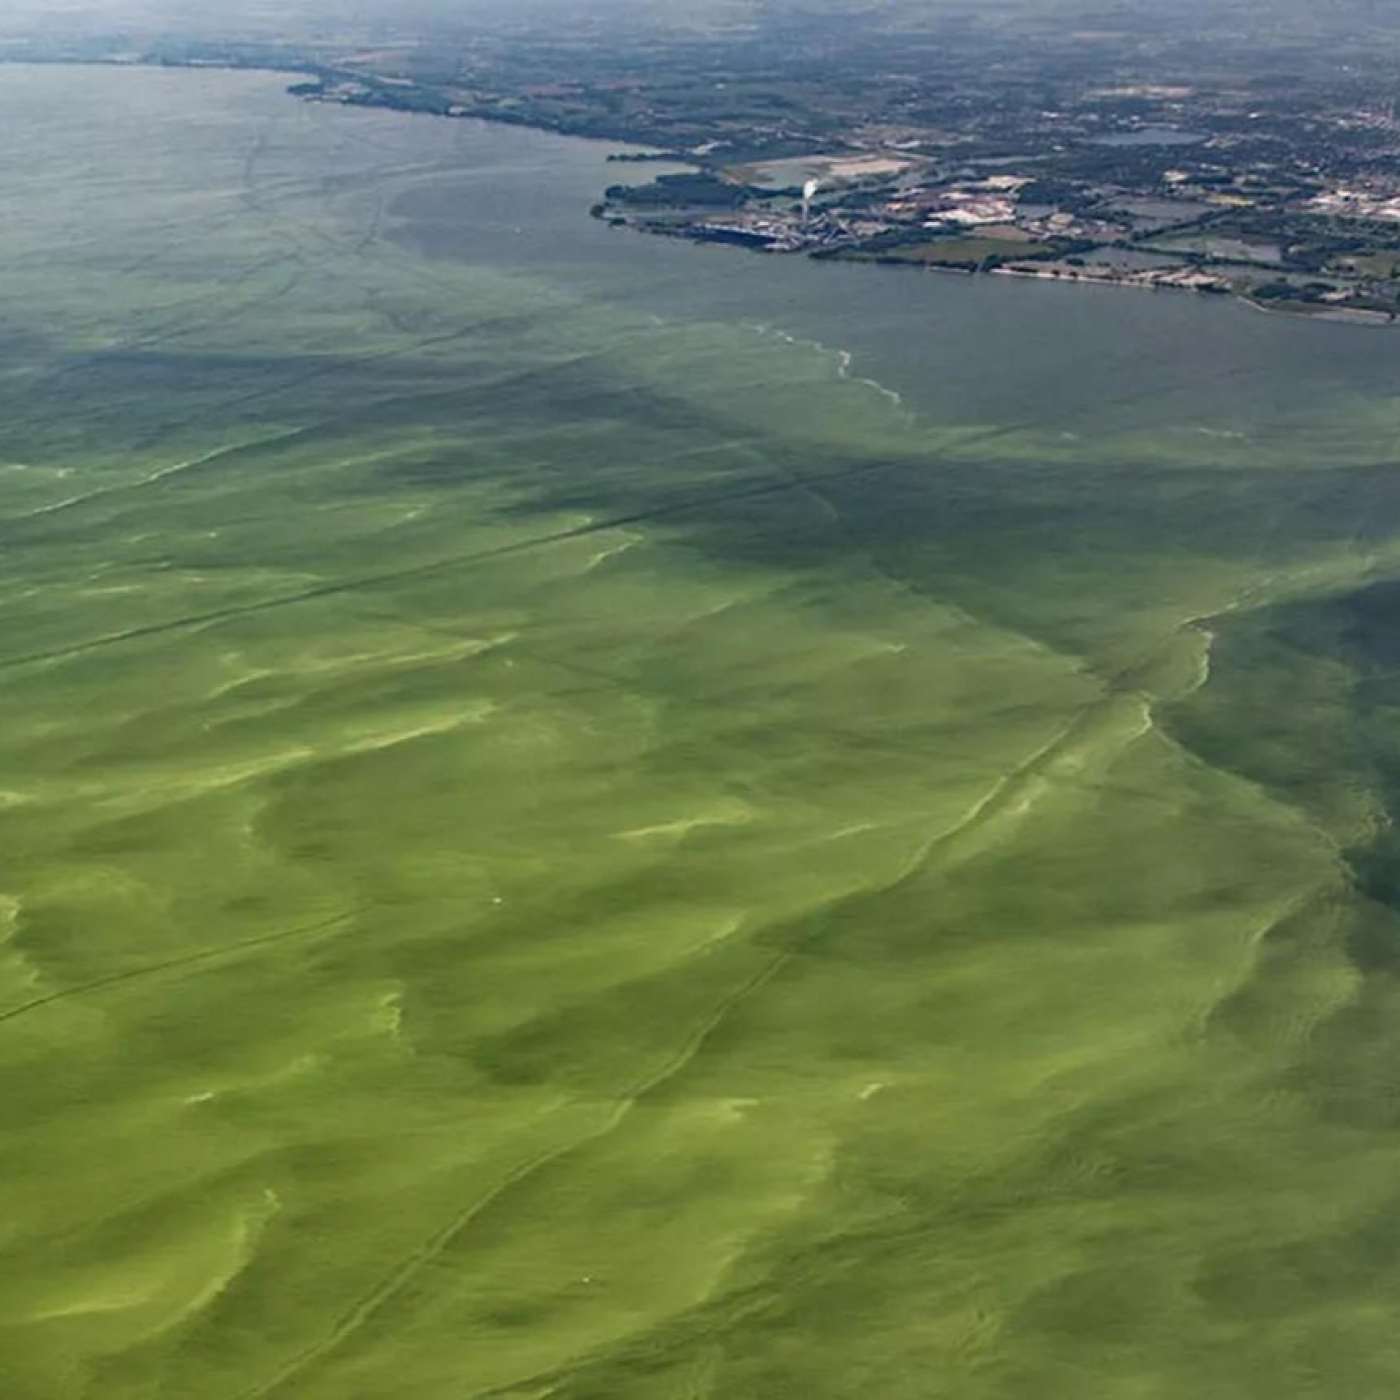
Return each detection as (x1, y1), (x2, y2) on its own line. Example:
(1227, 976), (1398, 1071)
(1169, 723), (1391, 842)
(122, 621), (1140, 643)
(4, 62), (1400, 1400)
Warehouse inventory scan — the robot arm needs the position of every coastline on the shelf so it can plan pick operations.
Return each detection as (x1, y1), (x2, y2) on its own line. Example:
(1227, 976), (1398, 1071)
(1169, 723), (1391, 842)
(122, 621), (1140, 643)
(3, 53), (1393, 327)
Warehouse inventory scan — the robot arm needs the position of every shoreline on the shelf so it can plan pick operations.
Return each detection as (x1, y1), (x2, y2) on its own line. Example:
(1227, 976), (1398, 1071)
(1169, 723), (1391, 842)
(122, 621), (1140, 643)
(4, 53), (1394, 328)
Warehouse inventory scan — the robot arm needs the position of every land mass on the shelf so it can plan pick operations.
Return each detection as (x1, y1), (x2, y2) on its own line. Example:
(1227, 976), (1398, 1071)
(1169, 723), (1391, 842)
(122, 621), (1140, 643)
(14, 0), (1400, 317)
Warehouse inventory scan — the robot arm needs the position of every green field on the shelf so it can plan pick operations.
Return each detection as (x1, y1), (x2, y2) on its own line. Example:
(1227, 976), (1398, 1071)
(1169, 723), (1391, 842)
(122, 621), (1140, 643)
(855, 234), (1044, 266)
(7, 62), (1400, 1399)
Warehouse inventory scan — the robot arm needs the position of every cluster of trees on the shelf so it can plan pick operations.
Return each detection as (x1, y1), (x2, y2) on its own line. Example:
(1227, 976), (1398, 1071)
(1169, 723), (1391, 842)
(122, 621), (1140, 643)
(603, 172), (752, 209)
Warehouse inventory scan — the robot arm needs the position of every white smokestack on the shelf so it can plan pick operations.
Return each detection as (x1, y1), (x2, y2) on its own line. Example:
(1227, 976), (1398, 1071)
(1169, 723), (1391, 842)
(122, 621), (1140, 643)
(802, 177), (821, 225)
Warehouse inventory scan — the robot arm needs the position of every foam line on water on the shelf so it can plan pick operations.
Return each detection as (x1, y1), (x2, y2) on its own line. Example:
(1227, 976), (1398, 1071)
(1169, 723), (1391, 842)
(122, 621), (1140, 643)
(747, 322), (907, 411)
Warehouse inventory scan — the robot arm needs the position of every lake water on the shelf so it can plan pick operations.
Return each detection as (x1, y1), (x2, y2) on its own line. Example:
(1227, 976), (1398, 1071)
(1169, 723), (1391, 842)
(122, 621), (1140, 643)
(4, 63), (1400, 1400)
